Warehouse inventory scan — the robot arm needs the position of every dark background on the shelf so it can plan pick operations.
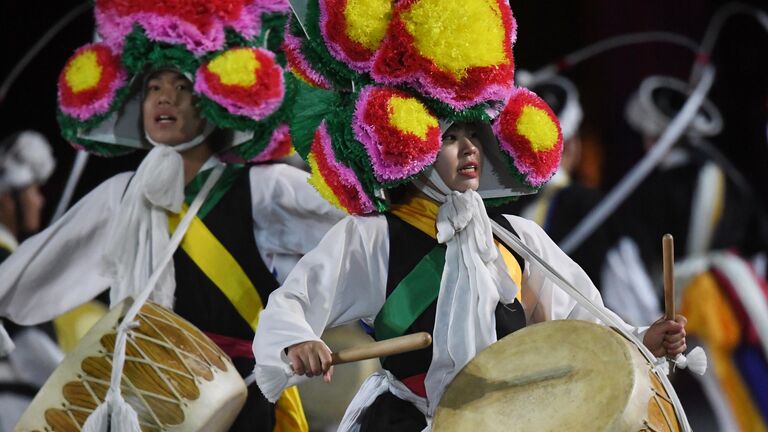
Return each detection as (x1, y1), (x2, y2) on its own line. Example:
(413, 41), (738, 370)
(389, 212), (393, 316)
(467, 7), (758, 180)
(1, 0), (767, 225)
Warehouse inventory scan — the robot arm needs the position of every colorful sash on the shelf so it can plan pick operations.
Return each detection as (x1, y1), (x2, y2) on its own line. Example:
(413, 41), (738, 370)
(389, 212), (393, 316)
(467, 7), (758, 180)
(376, 195), (522, 341)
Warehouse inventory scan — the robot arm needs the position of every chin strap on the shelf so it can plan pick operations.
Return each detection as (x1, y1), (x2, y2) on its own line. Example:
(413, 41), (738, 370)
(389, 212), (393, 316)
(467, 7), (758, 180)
(144, 121), (216, 152)
(412, 168), (451, 203)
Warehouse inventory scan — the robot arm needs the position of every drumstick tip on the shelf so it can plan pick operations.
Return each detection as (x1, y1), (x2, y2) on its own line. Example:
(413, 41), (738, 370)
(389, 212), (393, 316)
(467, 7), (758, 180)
(419, 332), (433, 347)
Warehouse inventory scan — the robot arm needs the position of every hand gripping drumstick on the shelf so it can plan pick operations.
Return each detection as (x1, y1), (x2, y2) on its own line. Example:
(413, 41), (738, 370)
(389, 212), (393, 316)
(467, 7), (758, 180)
(244, 332), (432, 386)
(330, 332), (432, 365)
(662, 234), (707, 375)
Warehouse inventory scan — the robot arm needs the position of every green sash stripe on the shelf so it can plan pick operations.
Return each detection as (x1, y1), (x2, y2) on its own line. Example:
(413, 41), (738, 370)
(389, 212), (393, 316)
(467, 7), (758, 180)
(374, 246), (445, 341)
(184, 165), (246, 219)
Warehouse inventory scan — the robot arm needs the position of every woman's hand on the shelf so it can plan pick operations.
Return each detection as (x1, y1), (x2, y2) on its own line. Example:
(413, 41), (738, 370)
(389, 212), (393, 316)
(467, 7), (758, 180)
(643, 314), (687, 357)
(286, 340), (334, 383)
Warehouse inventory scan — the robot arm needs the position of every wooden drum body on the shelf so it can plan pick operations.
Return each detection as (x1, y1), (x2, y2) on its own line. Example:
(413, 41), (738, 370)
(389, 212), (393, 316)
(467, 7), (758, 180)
(16, 300), (246, 432)
(433, 320), (680, 432)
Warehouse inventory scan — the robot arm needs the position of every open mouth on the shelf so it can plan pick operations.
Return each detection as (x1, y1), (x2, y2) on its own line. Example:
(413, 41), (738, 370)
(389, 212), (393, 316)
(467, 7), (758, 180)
(155, 114), (177, 124)
(458, 162), (479, 177)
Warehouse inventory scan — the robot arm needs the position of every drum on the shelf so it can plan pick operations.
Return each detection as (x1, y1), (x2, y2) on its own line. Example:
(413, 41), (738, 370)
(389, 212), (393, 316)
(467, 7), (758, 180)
(15, 300), (247, 432)
(432, 320), (681, 432)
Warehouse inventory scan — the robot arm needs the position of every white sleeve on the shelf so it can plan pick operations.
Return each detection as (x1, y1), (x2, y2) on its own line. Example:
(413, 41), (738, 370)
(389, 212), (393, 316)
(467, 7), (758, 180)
(253, 215), (389, 402)
(0, 173), (131, 325)
(249, 164), (345, 283)
(503, 215), (641, 337)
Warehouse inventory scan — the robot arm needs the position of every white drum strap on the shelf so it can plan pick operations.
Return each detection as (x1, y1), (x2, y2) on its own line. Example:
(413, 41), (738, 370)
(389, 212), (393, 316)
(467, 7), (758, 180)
(81, 164), (225, 432)
(491, 220), (692, 432)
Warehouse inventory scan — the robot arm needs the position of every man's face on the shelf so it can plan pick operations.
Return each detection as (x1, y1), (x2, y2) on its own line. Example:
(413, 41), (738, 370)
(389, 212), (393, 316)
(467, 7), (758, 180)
(434, 123), (484, 192)
(142, 71), (205, 146)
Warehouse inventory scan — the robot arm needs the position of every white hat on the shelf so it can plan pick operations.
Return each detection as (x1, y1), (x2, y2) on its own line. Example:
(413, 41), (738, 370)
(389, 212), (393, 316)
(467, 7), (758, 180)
(0, 131), (55, 194)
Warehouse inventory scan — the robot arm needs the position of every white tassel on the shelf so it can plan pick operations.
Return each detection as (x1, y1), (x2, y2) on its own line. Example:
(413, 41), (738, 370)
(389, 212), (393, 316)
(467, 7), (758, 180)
(0, 321), (14, 356)
(109, 393), (141, 432)
(673, 346), (708, 375)
(81, 401), (110, 432)
(81, 390), (141, 432)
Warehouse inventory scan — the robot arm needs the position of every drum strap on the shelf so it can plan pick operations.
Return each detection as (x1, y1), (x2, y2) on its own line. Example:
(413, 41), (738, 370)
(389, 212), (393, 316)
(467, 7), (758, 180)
(168, 204), (264, 330)
(376, 198), (523, 341)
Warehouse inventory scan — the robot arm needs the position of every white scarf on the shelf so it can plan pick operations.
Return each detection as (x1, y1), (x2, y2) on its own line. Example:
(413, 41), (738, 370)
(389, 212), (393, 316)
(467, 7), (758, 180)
(414, 169), (518, 415)
(102, 126), (214, 309)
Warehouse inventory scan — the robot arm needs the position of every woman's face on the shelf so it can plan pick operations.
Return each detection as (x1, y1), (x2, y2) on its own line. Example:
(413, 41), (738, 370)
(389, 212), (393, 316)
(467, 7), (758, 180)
(434, 123), (483, 192)
(142, 71), (205, 146)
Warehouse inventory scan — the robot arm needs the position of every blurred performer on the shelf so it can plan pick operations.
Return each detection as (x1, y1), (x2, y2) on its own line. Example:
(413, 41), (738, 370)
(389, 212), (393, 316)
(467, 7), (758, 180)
(0, 131), (61, 432)
(0, 131), (54, 256)
(602, 74), (768, 431)
(0, 2), (342, 431)
(502, 72), (614, 282)
(603, 74), (768, 322)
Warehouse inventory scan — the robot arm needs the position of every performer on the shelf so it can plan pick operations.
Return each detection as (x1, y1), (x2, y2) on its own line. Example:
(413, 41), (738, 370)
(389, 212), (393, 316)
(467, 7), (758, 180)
(0, 131), (54, 261)
(617, 74), (768, 278)
(0, 131), (61, 432)
(602, 74), (768, 325)
(254, 1), (687, 430)
(0, 2), (343, 431)
(602, 74), (768, 430)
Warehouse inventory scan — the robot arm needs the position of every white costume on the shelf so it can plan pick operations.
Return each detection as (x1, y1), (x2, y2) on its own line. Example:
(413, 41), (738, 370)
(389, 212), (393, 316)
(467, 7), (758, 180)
(254, 210), (642, 429)
(0, 161), (342, 326)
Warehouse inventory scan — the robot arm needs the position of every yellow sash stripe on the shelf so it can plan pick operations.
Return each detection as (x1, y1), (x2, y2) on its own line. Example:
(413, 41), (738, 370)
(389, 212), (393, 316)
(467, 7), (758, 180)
(168, 205), (264, 330)
(390, 194), (439, 239)
(495, 241), (523, 300)
(168, 205), (308, 432)
(274, 386), (309, 432)
(391, 194), (523, 299)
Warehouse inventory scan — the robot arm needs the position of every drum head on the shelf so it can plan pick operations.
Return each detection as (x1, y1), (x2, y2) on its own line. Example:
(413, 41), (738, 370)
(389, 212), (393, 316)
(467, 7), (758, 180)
(433, 320), (652, 432)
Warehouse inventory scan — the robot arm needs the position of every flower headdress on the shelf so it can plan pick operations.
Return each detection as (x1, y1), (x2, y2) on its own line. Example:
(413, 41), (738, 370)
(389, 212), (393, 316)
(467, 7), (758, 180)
(57, 0), (295, 163)
(284, 0), (564, 214)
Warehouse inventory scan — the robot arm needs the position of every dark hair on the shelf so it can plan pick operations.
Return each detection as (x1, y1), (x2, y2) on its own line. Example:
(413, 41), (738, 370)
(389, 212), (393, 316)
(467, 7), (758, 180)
(386, 183), (420, 206)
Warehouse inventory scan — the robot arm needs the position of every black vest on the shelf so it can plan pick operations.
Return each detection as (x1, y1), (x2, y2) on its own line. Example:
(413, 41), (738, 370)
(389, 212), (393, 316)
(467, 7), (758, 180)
(379, 213), (527, 380)
(171, 169), (279, 341)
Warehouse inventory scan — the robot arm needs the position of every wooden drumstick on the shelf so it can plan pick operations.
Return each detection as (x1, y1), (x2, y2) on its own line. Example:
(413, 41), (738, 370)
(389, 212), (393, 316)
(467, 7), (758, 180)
(659, 233), (708, 375)
(662, 233), (675, 321)
(330, 332), (432, 365)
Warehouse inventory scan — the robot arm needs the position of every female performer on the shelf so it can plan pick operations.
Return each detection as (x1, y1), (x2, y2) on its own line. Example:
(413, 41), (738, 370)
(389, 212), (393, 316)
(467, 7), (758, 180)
(254, 0), (687, 429)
